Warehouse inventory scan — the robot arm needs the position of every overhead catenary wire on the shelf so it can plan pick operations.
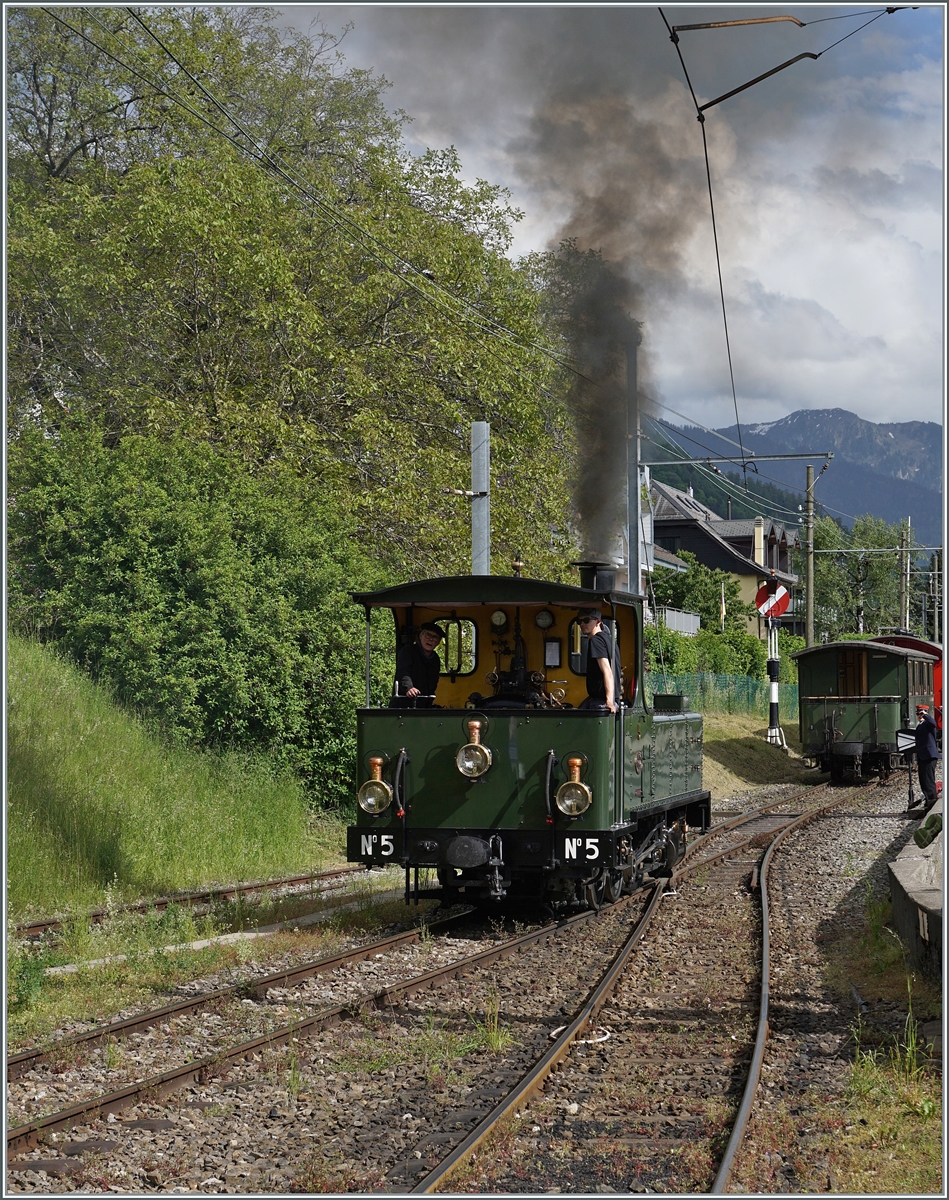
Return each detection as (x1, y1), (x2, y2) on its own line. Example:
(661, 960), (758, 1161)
(638, 417), (861, 522)
(656, 4), (915, 482)
(639, 430), (807, 522)
(657, 6), (748, 484)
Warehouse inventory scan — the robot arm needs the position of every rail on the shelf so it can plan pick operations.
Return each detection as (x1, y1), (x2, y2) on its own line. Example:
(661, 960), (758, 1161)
(13, 866), (365, 939)
(710, 786), (859, 1192)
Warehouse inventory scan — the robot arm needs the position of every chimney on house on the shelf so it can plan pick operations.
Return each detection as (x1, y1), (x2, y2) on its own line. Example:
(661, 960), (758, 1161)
(753, 516), (765, 566)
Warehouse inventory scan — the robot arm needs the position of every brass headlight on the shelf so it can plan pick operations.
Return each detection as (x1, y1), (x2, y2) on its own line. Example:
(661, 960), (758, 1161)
(358, 755), (392, 814)
(456, 718), (493, 778)
(456, 743), (493, 778)
(555, 780), (593, 816)
(358, 780), (393, 813)
(556, 754), (592, 815)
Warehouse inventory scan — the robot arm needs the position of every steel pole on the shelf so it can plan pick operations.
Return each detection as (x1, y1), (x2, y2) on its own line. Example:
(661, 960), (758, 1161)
(805, 465), (814, 647)
(471, 422), (490, 575)
(626, 332), (642, 595)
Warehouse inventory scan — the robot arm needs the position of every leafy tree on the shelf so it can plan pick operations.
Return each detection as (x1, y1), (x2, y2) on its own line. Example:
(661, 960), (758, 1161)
(7, 424), (389, 806)
(643, 625), (766, 679)
(6, 7), (403, 185)
(650, 552), (755, 633)
(805, 515), (912, 640)
(8, 9), (578, 584)
(777, 629), (805, 684)
(6, 5), (589, 810)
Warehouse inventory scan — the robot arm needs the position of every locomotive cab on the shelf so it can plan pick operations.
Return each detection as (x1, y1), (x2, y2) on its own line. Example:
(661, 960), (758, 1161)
(347, 575), (711, 911)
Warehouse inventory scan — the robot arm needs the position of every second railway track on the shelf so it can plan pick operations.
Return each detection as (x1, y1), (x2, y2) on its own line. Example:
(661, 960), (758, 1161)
(9, 787), (859, 1190)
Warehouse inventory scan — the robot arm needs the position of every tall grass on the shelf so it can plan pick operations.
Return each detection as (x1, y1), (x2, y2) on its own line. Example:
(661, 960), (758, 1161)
(7, 637), (340, 917)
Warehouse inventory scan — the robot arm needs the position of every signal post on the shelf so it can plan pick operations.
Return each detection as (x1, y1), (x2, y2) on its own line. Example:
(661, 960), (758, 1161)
(757, 574), (790, 751)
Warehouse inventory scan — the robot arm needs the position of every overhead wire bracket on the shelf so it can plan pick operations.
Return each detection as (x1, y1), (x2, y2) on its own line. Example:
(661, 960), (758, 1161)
(698, 53), (819, 112)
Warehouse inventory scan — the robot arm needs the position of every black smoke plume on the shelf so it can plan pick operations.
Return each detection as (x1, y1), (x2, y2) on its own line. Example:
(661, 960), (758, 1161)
(518, 89), (706, 560)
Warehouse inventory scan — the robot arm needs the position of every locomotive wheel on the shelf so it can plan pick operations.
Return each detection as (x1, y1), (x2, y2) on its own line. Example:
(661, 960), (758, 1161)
(605, 869), (625, 904)
(584, 873), (607, 911)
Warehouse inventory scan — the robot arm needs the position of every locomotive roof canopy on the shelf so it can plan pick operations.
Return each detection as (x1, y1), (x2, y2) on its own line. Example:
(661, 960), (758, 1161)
(352, 574), (643, 609)
(790, 640), (939, 663)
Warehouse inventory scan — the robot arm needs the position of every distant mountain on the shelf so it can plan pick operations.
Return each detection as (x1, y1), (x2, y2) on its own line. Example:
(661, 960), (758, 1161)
(668, 408), (943, 547)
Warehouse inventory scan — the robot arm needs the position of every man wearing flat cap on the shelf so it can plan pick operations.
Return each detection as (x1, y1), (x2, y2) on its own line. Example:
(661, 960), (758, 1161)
(577, 609), (620, 713)
(394, 622), (444, 699)
(913, 703), (940, 810)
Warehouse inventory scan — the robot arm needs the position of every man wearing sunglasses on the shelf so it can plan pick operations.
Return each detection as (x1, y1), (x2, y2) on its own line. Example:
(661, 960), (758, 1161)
(577, 609), (619, 713)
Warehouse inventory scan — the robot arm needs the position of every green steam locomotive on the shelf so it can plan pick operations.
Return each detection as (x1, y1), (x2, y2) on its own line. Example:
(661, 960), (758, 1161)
(346, 566), (710, 911)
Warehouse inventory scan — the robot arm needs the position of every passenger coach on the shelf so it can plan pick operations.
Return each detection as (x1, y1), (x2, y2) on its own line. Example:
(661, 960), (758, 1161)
(793, 638), (939, 783)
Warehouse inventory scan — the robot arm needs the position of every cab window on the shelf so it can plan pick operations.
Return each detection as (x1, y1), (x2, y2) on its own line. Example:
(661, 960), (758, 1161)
(440, 618), (477, 680)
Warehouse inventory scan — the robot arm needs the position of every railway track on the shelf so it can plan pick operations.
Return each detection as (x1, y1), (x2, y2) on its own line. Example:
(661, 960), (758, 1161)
(8, 783), (847, 1190)
(14, 866), (367, 941)
(411, 784), (854, 1194)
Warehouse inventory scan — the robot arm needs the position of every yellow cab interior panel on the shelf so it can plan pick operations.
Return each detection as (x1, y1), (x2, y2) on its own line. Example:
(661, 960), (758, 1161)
(390, 603), (638, 709)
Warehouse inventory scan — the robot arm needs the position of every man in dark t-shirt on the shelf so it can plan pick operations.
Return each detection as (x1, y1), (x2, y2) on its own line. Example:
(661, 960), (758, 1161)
(578, 609), (619, 712)
(394, 622), (443, 698)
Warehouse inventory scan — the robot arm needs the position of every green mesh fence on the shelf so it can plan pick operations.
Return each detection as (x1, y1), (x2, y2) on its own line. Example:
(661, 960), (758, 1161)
(646, 672), (799, 721)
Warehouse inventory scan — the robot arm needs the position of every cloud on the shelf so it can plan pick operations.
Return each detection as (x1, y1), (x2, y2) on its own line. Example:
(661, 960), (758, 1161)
(276, 4), (943, 429)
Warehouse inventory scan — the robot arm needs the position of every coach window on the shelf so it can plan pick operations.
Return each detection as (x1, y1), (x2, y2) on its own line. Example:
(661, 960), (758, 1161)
(837, 649), (867, 698)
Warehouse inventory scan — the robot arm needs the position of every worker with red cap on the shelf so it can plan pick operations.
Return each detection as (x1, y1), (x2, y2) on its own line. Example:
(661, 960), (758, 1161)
(912, 703), (941, 810)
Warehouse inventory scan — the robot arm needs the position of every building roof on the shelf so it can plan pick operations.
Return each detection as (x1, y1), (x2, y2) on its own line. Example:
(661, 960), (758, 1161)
(651, 480), (721, 522)
(650, 480), (800, 548)
(650, 479), (799, 586)
(710, 519), (758, 538)
(653, 545), (689, 572)
(791, 640), (938, 663)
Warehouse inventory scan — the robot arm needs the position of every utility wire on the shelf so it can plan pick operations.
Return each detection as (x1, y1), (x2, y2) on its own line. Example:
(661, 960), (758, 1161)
(640, 409), (861, 522)
(656, 3), (913, 483)
(817, 9), (890, 54)
(658, 6), (747, 482)
(643, 425), (869, 532)
(640, 426), (806, 520)
(120, 7), (567, 365)
(800, 9), (893, 27)
(641, 417), (824, 518)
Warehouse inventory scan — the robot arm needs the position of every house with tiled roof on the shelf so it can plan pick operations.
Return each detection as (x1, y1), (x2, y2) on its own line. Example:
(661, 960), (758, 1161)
(650, 480), (800, 637)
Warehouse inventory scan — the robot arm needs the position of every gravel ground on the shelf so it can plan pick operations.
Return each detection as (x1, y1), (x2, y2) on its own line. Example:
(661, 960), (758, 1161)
(438, 777), (938, 1194)
(8, 775), (940, 1194)
(728, 774), (940, 1193)
(8, 929), (506, 1129)
(7, 898), (653, 1193)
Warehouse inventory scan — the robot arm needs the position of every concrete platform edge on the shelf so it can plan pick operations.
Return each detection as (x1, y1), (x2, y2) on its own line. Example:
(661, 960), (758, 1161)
(887, 797), (942, 982)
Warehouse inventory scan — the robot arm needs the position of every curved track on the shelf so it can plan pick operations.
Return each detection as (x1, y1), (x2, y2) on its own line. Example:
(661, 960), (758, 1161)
(9, 784), (859, 1191)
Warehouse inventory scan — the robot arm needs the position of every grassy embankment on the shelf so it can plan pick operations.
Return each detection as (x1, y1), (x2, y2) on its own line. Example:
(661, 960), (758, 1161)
(701, 711), (822, 798)
(7, 635), (347, 919)
(6, 637), (410, 1047)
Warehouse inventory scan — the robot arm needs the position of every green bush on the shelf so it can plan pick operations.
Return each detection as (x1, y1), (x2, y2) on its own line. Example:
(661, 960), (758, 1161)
(644, 624), (767, 680)
(7, 425), (387, 805)
(778, 629), (805, 684)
